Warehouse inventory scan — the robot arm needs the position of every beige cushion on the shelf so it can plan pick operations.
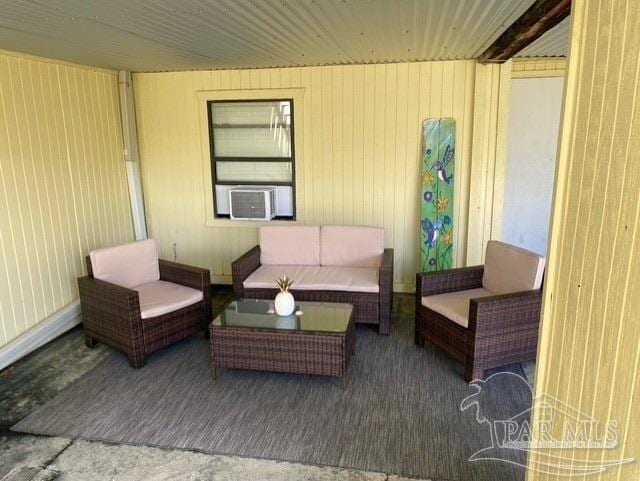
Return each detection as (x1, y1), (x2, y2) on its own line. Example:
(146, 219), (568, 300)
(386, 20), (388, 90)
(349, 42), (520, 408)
(243, 264), (379, 293)
(259, 225), (320, 266)
(482, 240), (546, 294)
(320, 225), (384, 267)
(134, 280), (203, 319)
(89, 239), (159, 289)
(422, 288), (495, 328)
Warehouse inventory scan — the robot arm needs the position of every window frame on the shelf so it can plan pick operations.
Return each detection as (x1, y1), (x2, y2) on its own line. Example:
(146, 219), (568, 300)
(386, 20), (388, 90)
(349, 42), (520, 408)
(207, 98), (297, 220)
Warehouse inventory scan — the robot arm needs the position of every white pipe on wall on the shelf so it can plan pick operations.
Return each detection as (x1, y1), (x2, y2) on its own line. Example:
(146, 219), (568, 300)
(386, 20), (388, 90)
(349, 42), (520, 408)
(118, 70), (148, 240)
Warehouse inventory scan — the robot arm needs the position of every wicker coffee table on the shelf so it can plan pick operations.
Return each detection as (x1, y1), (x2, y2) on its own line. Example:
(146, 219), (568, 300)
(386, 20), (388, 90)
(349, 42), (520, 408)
(209, 299), (355, 384)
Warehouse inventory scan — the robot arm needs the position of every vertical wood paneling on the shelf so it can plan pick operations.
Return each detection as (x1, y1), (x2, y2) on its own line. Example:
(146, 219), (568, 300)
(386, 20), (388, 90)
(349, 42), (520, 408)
(466, 61), (511, 265)
(134, 60), (477, 291)
(527, 1), (640, 480)
(0, 50), (133, 347)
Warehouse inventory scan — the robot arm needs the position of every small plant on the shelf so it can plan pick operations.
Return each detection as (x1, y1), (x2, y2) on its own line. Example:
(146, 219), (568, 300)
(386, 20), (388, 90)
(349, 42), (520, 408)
(276, 275), (293, 292)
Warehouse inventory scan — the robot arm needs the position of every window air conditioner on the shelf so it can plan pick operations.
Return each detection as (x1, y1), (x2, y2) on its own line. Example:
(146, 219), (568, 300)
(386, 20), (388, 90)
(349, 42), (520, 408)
(229, 187), (277, 221)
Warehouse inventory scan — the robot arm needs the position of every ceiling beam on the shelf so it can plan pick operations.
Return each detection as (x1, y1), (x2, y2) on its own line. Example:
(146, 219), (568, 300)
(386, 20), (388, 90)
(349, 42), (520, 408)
(478, 0), (571, 63)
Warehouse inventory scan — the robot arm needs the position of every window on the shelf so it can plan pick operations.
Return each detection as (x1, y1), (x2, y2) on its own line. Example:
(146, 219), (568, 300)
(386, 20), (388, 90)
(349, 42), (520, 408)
(208, 99), (295, 220)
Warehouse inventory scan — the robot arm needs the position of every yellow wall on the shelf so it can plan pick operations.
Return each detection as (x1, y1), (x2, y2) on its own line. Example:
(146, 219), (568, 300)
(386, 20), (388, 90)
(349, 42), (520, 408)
(466, 62), (511, 265)
(134, 61), (478, 291)
(527, 1), (639, 480)
(512, 57), (566, 78)
(0, 50), (134, 347)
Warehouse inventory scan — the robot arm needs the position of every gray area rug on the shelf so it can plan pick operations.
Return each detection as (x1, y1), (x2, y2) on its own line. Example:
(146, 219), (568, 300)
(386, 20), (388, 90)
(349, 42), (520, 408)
(13, 314), (532, 481)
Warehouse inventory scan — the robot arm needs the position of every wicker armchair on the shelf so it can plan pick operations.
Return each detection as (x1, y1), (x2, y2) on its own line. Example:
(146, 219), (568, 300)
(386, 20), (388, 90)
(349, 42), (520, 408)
(78, 239), (211, 368)
(415, 241), (545, 381)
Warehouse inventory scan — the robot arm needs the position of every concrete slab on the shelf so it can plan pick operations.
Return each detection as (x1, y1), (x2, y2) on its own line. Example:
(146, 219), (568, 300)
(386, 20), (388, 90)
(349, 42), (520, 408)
(0, 328), (110, 428)
(0, 433), (70, 479)
(49, 440), (406, 481)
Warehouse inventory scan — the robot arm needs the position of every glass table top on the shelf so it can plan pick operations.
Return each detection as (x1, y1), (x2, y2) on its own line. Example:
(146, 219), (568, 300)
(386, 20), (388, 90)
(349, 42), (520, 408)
(212, 299), (353, 333)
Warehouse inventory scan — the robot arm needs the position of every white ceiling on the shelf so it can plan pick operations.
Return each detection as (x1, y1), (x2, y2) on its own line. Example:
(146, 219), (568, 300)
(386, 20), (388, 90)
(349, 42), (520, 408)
(0, 0), (568, 72)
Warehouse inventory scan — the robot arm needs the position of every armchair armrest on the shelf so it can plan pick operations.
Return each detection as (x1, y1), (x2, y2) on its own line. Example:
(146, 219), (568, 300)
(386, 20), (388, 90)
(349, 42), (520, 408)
(159, 260), (211, 330)
(378, 248), (394, 335)
(77, 276), (144, 349)
(78, 276), (140, 313)
(465, 289), (543, 380)
(232, 245), (261, 297)
(469, 289), (543, 336)
(416, 265), (484, 297)
(159, 259), (210, 292)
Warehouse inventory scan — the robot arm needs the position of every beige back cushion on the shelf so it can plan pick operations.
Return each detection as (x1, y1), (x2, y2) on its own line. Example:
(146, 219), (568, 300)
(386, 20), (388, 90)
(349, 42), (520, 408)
(482, 240), (545, 294)
(320, 225), (384, 267)
(259, 225), (321, 265)
(89, 239), (160, 288)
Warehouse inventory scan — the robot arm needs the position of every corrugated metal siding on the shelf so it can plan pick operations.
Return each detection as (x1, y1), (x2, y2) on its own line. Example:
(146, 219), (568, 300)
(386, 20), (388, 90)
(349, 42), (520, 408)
(516, 16), (570, 58)
(527, 0), (639, 479)
(0, 50), (134, 347)
(134, 61), (477, 292)
(0, 0), (536, 71)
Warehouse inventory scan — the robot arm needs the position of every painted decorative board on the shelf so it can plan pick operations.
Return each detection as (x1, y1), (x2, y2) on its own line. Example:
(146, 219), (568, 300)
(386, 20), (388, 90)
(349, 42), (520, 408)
(420, 118), (455, 272)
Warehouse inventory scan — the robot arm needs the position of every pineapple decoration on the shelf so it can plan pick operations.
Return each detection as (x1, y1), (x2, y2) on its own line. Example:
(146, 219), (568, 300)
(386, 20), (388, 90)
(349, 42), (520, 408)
(276, 275), (293, 293)
(274, 275), (296, 316)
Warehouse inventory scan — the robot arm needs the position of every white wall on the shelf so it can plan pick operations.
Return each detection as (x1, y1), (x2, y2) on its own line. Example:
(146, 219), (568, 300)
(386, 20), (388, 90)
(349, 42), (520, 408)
(502, 77), (564, 255)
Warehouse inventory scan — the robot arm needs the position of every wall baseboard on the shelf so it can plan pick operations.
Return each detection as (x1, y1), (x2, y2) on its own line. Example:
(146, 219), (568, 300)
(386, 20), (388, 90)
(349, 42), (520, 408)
(0, 300), (82, 372)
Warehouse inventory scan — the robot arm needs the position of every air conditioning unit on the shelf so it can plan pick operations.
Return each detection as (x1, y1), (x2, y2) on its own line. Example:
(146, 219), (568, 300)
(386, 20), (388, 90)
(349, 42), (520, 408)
(229, 187), (277, 220)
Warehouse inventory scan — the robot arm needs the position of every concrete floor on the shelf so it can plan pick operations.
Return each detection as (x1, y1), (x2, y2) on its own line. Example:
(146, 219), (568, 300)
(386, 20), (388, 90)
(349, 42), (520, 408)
(0, 289), (427, 481)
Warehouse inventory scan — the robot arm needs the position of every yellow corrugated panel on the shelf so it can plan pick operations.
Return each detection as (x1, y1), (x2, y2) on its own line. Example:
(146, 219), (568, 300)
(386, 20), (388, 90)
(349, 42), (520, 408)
(528, 1), (640, 480)
(134, 61), (477, 292)
(512, 57), (567, 78)
(0, 50), (134, 347)
(466, 61), (511, 265)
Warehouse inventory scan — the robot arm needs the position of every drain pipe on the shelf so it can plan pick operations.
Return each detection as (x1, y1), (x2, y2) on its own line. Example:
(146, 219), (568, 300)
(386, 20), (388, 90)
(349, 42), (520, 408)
(118, 70), (148, 240)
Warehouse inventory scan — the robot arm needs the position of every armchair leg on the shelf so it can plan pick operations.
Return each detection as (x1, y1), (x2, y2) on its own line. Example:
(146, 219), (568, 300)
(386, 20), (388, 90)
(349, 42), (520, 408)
(414, 321), (424, 346)
(379, 319), (390, 336)
(464, 363), (484, 383)
(84, 334), (96, 348)
(128, 353), (147, 369)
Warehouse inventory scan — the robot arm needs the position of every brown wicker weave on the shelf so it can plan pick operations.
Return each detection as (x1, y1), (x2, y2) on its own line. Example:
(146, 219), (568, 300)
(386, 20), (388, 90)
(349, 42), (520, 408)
(210, 303), (356, 383)
(231, 246), (393, 335)
(415, 266), (542, 381)
(78, 257), (211, 368)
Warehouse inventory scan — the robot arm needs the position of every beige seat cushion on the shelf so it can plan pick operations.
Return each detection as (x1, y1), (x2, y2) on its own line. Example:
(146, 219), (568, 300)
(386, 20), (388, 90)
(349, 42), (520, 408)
(320, 225), (384, 267)
(89, 239), (159, 288)
(483, 240), (546, 294)
(422, 288), (495, 328)
(243, 264), (379, 293)
(134, 280), (203, 319)
(259, 225), (320, 266)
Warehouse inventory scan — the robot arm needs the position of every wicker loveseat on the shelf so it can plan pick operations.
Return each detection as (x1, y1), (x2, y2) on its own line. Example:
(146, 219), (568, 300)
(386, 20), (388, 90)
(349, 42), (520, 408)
(232, 225), (393, 335)
(78, 239), (211, 367)
(415, 240), (545, 381)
